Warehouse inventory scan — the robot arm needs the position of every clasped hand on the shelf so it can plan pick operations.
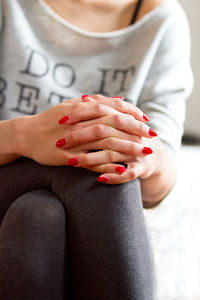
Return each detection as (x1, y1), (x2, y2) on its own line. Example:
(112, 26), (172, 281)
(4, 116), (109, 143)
(20, 94), (158, 184)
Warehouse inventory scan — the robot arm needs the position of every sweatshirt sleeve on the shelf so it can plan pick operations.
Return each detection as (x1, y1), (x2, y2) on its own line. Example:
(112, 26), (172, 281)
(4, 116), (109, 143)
(137, 6), (194, 159)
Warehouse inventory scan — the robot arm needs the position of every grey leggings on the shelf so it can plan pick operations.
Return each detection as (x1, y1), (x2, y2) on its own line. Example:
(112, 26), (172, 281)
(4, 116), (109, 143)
(0, 157), (154, 300)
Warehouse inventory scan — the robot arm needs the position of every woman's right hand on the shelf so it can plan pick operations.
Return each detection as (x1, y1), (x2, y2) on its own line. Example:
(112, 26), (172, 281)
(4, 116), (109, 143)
(13, 99), (86, 166)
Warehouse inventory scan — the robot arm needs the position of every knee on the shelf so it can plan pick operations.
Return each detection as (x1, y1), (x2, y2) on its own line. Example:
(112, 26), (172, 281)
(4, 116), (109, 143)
(0, 190), (66, 296)
(3, 189), (65, 233)
(50, 165), (142, 207)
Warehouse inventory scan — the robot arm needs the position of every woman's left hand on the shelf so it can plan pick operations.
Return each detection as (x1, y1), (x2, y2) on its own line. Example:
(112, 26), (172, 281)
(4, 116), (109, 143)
(83, 95), (156, 184)
(60, 94), (157, 184)
(87, 138), (156, 185)
(68, 132), (155, 184)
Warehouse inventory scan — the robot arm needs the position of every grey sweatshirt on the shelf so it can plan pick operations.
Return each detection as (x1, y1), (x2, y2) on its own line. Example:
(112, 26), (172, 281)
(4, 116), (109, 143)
(0, 0), (193, 158)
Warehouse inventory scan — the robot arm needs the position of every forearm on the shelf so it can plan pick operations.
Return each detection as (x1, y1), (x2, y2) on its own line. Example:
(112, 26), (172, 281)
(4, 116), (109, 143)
(0, 118), (23, 166)
(141, 137), (177, 208)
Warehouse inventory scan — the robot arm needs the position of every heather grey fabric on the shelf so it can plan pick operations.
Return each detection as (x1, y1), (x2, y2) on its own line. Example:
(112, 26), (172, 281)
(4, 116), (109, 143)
(0, 0), (193, 158)
(0, 157), (154, 299)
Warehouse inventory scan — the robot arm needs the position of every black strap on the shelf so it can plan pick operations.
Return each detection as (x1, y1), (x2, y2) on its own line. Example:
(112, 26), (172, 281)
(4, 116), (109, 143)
(130, 0), (143, 25)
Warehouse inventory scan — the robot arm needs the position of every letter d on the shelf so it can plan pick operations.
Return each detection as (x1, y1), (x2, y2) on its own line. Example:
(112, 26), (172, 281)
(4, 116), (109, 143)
(21, 48), (49, 78)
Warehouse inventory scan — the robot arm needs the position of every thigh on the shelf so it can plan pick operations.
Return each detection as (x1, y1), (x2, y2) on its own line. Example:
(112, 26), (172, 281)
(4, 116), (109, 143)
(0, 189), (70, 300)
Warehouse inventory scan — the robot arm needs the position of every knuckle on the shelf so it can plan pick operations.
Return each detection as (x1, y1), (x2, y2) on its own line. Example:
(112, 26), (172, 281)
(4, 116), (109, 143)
(130, 143), (136, 154)
(135, 106), (142, 115)
(135, 135), (143, 144)
(93, 124), (106, 138)
(129, 169), (136, 180)
(104, 149), (114, 162)
(95, 94), (103, 98)
(104, 137), (115, 149)
(115, 99), (124, 110)
(68, 133), (76, 145)
(113, 114), (124, 128)
(71, 123), (80, 131)
(127, 114), (136, 122)
(137, 121), (145, 132)
(104, 164), (112, 173)
(74, 102), (82, 110)
(81, 154), (89, 166)
(95, 103), (104, 114)
(130, 135), (142, 144)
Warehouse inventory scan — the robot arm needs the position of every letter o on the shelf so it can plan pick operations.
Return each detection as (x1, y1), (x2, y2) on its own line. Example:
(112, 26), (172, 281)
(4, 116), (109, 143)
(53, 63), (76, 88)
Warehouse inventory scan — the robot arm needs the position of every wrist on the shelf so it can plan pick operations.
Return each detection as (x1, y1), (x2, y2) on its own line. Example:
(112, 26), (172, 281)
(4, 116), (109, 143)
(1, 118), (19, 155)
(10, 115), (35, 156)
(0, 118), (27, 165)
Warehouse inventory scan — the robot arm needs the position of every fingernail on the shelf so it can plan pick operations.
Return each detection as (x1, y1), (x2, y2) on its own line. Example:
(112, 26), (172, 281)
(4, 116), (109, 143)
(149, 128), (157, 137)
(112, 96), (124, 100)
(143, 114), (150, 122)
(97, 176), (109, 183)
(81, 94), (89, 99)
(68, 157), (79, 166)
(56, 138), (66, 147)
(58, 115), (70, 125)
(115, 166), (126, 174)
(142, 147), (153, 154)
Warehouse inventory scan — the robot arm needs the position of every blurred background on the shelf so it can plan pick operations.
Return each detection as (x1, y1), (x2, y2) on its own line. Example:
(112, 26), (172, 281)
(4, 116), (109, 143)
(180, 0), (200, 141)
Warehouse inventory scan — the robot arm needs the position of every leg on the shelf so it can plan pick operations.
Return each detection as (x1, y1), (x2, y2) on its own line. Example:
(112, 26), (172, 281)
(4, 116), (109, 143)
(0, 189), (70, 300)
(53, 167), (155, 300)
(0, 157), (155, 299)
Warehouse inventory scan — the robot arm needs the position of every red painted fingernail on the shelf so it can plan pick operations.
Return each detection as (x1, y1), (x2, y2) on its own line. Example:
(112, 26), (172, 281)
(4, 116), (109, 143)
(143, 114), (150, 122)
(149, 128), (157, 137)
(56, 138), (66, 147)
(82, 94), (89, 100)
(115, 166), (126, 174)
(68, 157), (79, 166)
(112, 96), (124, 100)
(58, 115), (70, 124)
(97, 176), (109, 183)
(142, 147), (153, 155)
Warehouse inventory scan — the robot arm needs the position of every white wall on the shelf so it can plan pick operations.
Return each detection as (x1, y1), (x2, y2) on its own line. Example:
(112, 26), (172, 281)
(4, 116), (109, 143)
(179, 0), (200, 137)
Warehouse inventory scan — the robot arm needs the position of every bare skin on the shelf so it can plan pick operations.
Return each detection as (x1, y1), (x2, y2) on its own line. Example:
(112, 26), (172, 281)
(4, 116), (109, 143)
(0, 94), (176, 208)
(42, 0), (167, 32)
(0, 0), (174, 208)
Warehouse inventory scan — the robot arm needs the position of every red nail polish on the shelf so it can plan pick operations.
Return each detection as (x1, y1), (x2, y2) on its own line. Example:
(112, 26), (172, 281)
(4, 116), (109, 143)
(149, 128), (157, 137)
(143, 114), (150, 122)
(82, 95), (89, 100)
(58, 115), (70, 125)
(112, 96), (124, 100)
(68, 157), (78, 166)
(142, 147), (153, 155)
(97, 176), (109, 183)
(56, 138), (66, 147)
(115, 166), (126, 173)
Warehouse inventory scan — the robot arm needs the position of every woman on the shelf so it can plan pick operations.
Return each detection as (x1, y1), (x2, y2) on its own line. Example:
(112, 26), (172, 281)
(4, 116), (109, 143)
(0, 0), (193, 299)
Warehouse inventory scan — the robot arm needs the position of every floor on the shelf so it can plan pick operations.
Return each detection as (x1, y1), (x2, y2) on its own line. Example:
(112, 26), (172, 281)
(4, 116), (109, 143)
(144, 145), (200, 300)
